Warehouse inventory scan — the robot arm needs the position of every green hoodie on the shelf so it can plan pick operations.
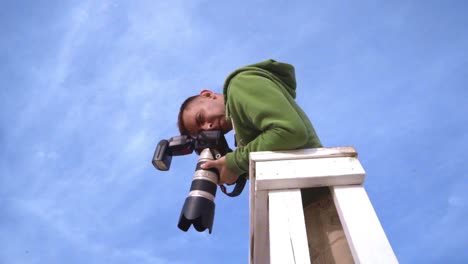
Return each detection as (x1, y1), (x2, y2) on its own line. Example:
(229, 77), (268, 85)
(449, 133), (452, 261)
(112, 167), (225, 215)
(223, 59), (322, 177)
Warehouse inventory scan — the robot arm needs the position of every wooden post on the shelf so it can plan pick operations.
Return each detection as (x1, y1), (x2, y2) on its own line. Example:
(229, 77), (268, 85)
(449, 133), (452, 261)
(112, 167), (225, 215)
(249, 147), (398, 264)
(268, 189), (310, 264)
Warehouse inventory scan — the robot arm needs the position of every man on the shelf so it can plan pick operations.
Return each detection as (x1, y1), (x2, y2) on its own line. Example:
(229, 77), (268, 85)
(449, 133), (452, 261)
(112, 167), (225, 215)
(178, 61), (352, 262)
(178, 59), (322, 185)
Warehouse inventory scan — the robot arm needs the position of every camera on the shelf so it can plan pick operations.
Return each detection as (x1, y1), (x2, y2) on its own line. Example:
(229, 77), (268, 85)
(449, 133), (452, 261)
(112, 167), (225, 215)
(152, 130), (231, 171)
(152, 130), (244, 234)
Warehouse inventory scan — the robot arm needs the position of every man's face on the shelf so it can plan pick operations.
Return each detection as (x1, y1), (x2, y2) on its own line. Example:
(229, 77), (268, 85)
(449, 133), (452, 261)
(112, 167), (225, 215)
(182, 92), (232, 137)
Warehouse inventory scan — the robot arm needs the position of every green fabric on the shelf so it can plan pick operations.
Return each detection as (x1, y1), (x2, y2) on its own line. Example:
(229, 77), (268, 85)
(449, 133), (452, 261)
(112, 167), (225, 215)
(222, 59), (322, 177)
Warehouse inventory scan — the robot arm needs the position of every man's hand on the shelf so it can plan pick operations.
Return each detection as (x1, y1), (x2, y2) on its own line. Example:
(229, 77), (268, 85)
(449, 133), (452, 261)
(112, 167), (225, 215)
(200, 156), (239, 185)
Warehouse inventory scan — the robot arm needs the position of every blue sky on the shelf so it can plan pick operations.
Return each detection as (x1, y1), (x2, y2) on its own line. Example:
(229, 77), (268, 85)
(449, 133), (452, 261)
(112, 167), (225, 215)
(1, 0), (467, 263)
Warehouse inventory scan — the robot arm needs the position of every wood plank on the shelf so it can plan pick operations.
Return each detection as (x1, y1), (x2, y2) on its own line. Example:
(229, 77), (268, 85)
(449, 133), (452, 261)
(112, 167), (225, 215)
(250, 146), (358, 163)
(331, 186), (399, 264)
(249, 158), (270, 263)
(255, 157), (365, 191)
(252, 189), (269, 264)
(269, 189), (311, 264)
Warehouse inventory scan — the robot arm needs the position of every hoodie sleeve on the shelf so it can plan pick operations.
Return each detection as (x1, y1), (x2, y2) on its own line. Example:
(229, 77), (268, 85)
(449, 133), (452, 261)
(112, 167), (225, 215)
(225, 72), (309, 176)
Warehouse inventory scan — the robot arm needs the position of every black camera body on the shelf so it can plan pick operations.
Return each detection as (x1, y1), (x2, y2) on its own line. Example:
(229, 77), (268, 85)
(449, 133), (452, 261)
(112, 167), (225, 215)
(152, 130), (231, 171)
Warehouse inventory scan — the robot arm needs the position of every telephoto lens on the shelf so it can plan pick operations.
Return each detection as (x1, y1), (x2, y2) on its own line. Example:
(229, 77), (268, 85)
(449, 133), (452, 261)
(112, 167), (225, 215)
(177, 148), (219, 233)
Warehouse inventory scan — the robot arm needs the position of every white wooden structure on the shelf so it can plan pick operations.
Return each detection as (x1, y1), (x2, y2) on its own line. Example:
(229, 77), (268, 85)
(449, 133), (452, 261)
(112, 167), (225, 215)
(249, 147), (398, 264)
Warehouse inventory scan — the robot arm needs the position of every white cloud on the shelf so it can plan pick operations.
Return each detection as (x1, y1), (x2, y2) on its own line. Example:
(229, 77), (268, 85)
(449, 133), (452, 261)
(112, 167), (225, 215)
(448, 194), (463, 208)
(36, 150), (58, 161)
(51, 0), (94, 88)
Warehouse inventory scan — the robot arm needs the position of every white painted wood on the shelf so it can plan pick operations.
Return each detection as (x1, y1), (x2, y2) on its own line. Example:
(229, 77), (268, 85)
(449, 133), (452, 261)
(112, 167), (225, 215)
(249, 159), (269, 264)
(331, 186), (399, 264)
(251, 190), (269, 264)
(249, 148), (362, 264)
(249, 147), (396, 264)
(269, 189), (311, 264)
(255, 157), (365, 191)
(250, 146), (357, 162)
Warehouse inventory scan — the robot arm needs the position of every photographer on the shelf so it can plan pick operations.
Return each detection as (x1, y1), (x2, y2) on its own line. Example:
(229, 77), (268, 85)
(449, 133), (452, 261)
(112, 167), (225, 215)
(178, 59), (322, 185)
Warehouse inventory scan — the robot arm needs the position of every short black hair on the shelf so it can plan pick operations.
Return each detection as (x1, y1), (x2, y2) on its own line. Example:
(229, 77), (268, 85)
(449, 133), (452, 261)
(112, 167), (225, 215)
(177, 95), (199, 135)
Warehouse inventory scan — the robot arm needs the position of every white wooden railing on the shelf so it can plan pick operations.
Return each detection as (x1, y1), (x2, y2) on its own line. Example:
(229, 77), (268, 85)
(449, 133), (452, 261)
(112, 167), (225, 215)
(248, 147), (398, 264)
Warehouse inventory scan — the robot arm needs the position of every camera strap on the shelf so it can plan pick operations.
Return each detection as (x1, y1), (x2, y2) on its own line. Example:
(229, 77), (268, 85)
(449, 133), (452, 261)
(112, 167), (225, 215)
(219, 175), (246, 197)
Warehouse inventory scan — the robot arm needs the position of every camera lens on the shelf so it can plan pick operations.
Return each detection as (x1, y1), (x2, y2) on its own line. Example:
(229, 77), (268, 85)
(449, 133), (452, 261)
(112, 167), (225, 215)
(178, 148), (218, 233)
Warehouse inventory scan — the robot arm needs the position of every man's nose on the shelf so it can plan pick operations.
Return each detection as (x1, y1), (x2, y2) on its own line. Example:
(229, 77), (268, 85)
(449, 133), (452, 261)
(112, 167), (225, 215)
(201, 122), (213, 130)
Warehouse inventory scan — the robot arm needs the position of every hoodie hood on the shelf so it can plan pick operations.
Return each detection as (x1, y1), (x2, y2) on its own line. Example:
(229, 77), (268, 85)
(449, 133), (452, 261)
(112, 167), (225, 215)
(223, 59), (297, 98)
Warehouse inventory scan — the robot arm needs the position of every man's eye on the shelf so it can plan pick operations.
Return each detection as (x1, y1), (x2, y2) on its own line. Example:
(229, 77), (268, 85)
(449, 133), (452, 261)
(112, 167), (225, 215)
(196, 113), (204, 125)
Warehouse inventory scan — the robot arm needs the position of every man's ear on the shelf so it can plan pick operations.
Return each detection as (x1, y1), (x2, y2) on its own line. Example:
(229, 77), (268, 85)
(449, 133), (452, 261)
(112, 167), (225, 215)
(199, 89), (216, 99)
